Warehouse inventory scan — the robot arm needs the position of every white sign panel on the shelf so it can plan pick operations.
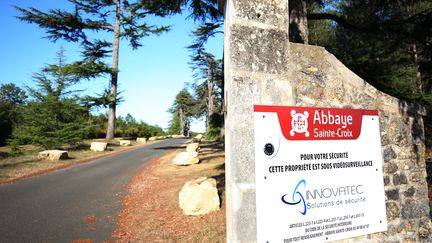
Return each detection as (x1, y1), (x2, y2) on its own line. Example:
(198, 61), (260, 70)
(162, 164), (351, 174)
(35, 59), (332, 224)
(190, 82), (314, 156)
(254, 105), (387, 242)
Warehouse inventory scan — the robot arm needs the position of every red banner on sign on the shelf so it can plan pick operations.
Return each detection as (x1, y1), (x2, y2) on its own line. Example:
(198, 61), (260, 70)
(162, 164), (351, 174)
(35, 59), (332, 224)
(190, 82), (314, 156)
(254, 105), (378, 140)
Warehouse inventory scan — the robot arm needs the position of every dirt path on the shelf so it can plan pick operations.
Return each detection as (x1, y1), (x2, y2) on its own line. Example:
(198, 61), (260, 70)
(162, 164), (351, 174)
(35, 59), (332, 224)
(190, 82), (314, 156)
(113, 141), (226, 242)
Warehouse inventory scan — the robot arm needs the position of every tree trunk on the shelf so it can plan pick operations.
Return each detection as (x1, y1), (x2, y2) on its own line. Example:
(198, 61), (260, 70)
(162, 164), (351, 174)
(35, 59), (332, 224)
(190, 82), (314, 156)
(179, 107), (185, 136)
(185, 119), (190, 137)
(412, 44), (423, 94)
(106, 0), (121, 140)
(405, 4), (423, 95)
(206, 61), (215, 132)
(289, 0), (309, 44)
(220, 53), (225, 141)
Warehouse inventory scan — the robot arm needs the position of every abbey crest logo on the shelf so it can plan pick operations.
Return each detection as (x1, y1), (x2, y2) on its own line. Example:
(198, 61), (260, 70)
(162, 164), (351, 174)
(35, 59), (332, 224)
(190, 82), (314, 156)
(290, 110), (309, 137)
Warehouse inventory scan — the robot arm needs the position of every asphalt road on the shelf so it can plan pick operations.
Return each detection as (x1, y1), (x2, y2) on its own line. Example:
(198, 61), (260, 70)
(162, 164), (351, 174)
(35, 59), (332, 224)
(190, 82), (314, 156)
(0, 138), (188, 243)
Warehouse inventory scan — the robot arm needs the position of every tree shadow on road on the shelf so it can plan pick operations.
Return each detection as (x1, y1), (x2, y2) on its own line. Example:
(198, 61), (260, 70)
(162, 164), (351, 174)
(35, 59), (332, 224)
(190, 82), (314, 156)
(153, 145), (187, 150)
(0, 151), (9, 159)
(213, 170), (226, 204)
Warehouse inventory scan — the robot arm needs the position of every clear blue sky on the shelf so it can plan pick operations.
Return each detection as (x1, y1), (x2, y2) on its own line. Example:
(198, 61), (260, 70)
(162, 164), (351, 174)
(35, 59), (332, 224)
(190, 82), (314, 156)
(0, 0), (223, 132)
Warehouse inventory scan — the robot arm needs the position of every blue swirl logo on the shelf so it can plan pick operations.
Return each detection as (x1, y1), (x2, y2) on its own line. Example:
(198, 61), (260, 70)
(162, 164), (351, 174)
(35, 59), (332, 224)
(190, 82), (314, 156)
(281, 179), (307, 215)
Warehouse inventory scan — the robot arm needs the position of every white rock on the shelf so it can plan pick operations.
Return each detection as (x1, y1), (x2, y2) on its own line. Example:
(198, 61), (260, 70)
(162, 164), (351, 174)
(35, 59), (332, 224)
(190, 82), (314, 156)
(136, 137), (147, 143)
(119, 140), (132, 146)
(172, 134), (184, 138)
(173, 151), (199, 165)
(38, 150), (68, 161)
(193, 134), (204, 142)
(148, 137), (157, 141)
(186, 143), (200, 153)
(90, 142), (107, 152)
(179, 177), (220, 216)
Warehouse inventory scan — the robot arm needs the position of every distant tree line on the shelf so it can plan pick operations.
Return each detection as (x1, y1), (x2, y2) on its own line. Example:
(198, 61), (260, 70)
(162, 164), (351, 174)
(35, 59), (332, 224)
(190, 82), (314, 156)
(0, 50), (164, 149)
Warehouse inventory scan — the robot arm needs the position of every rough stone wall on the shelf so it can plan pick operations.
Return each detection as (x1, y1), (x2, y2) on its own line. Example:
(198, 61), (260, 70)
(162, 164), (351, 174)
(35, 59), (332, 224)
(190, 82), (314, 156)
(224, 0), (432, 242)
(288, 44), (431, 243)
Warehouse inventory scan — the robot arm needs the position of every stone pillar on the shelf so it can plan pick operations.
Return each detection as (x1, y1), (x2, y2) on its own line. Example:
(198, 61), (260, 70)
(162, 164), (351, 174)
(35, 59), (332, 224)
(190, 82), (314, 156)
(224, 0), (292, 242)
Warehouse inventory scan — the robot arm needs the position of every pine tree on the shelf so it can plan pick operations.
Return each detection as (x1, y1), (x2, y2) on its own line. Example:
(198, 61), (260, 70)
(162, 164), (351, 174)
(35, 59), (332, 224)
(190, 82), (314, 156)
(168, 88), (196, 136)
(167, 110), (182, 135)
(0, 83), (27, 145)
(188, 51), (223, 138)
(12, 49), (92, 149)
(186, 0), (224, 139)
(15, 0), (183, 140)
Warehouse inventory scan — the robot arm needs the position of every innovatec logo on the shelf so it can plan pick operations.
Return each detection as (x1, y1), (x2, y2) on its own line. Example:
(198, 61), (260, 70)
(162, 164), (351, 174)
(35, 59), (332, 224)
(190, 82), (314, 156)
(281, 179), (307, 215)
(281, 180), (365, 216)
(254, 105), (378, 140)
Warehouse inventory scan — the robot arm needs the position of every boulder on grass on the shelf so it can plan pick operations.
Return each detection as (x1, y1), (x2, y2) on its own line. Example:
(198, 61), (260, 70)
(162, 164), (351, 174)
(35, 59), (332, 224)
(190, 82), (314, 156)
(148, 137), (157, 141)
(90, 142), (107, 152)
(186, 143), (200, 153)
(119, 140), (132, 146)
(193, 134), (204, 142)
(136, 137), (147, 143)
(179, 177), (220, 216)
(172, 151), (199, 166)
(38, 150), (68, 161)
